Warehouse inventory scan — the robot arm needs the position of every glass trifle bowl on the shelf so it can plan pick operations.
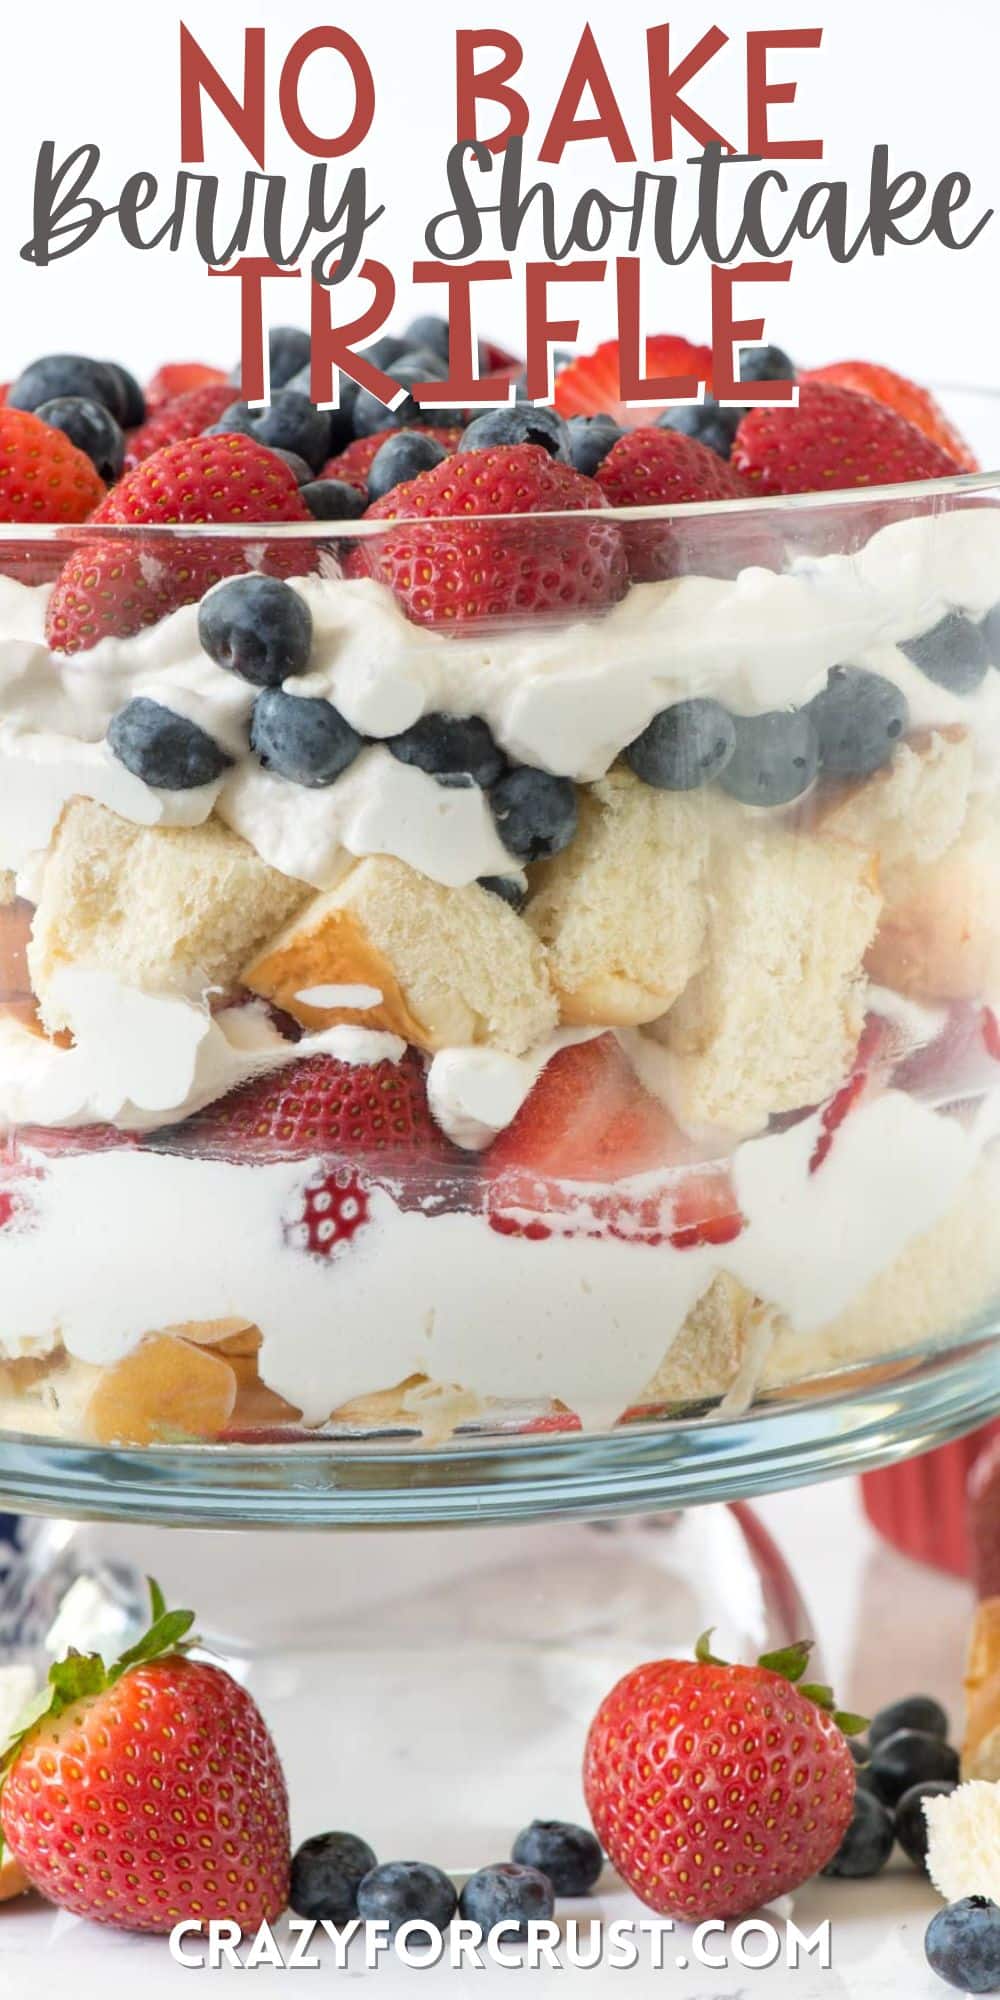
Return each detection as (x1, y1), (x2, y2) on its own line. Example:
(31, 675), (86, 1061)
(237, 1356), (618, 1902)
(2, 467), (1000, 1527)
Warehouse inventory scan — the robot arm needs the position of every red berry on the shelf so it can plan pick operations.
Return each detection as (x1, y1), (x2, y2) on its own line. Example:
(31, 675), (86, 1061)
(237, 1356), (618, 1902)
(808, 1015), (888, 1173)
(732, 382), (960, 496)
(804, 360), (978, 472)
(291, 1164), (372, 1257)
(124, 382), (241, 467)
(145, 361), (229, 413)
(595, 427), (753, 580)
(156, 1049), (456, 1167)
(584, 1645), (857, 1921)
(354, 443), (627, 627)
(554, 336), (713, 429)
(0, 407), (105, 523)
(320, 426), (463, 493)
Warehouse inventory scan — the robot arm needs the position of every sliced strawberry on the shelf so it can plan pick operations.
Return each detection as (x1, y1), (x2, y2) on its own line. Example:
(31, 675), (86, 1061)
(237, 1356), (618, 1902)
(804, 361), (978, 472)
(554, 336), (713, 429)
(809, 1014), (888, 1172)
(669, 1166), (744, 1248)
(153, 1049), (460, 1169)
(289, 1164), (372, 1258)
(320, 425), (464, 494)
(732, 382), (960, 496)
(144, 361), (229, 413)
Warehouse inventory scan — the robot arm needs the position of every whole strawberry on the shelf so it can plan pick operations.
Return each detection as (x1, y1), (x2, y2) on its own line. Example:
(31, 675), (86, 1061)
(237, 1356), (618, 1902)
(583, 1634), (862, 1921)
(320, 425), (463, 494)
(145, 361), (229, 413)
(595, 428), (757, 581)
(0, 406), (106, 522)
(353, 443), (627, 626)
(733, 382), (960, 496)
(124, 381), (242, 467)
(804, 360), (978, 472)
(0, 1580), (290, 1933)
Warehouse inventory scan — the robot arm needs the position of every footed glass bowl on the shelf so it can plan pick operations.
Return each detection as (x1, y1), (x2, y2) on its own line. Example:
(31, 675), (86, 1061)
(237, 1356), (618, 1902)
(2, 455), (1000, 1525)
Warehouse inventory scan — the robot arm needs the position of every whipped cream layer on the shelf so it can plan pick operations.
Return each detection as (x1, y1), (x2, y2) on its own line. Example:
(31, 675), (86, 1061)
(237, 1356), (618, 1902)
(2, 506), (1000, 890)
(0, 1085), (988, 1429)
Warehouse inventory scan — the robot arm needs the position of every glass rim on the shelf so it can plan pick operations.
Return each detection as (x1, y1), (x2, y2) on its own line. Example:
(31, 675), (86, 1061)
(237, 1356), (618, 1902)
(0, 465), (997, 542)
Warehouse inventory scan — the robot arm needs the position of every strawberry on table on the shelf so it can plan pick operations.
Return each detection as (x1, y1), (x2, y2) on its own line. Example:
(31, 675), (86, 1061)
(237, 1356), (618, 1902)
(804, 360), (978, 472)
(584, 1632), (863, 1921)
(0, 407), (106, 522)
(144, 361), (229, 413)
(732, 382), (961, 496)
(0, 1579), (290, 1933)
(554, 336), (713, 429)
(124, 382), (243, 467)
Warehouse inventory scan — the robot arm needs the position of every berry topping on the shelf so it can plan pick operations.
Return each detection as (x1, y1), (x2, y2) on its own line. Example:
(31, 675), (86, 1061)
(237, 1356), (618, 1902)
(158, 1049), (452, 1167)
(107, 697), (233, 790)
(367, 428), (448, 502)
(565, 413), (624, 475)
(352, 357), (464, 437)
(553, 335), (713, 428)
(896, 1781), (957, 1870)
(357, 1860), (458, 1940)
(356, 443), (627, 628)
(199, 574), (313, 688)
(300, 477), (368, 520)
(264, 325), (312, 390)
(868, 1693), (950, 1748)
(289, 1830), (377, 1922)
(209, 391), (331, 474)
(925, 1898), (1000, 1995)
(583, 1633), (863, 1921)
(719, 708), (820, 806)
(388, 712), (505, 789)
(320, 426), (463, 495)
(657, 395), (741, 459)
(625, 698), (736, 791)
(100, 433), (310, 528)
(739, 341), (796, 385)
(805, 359), (978, 471)
(8, 352), (123, 418)
(461, 405), (570, 460)
(144, 361), (228, 412)
(0, 1579), (290, 1933)
(123, 381), (241, 466)
(459, 1862), (555, 1939)
(820, 1788), (895, 1878)
(511, 1820), (603, 1896)
(901, 612), (992, 694)
(732, 381), (961, 495)
(34, 395), (125, 483)
(868, 1728), (960, 1807)
(0, 407), (106, 523)
(808, 665), (909, 778)
(402, 313), (451, 359)
(595, 427), (751, 581)
(103, 363), (146, 429)
(251, 687), (364, 787)
(489, 766), (578, 861)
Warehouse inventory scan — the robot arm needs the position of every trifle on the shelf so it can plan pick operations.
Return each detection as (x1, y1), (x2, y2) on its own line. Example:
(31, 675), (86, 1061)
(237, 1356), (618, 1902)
(1, 329), (999, 1449)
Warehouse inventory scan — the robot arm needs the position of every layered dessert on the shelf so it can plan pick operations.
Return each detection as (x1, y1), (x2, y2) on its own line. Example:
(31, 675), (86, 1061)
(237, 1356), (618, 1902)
(0, 329), (998, 1446)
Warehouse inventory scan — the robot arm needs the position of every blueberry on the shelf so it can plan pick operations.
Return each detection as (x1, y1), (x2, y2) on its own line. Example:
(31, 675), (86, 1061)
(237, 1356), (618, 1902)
(356, 1860), (457, 1941)
(511, 1821), (603, 1896)
(267, 448), (313, 486)
(289, 1830), (377, 1922)
(368, 430), (448, 502)
(107, 698), (231, 789)
(199, 576), (313, 689)
(719, 709), (819, 806)
(848, 1737), (871, 1766)
(808, 666), (909, 779)
(479, 876), (527, 911)
(625, 699), (736, 791)
(820, 1788), (895, 1878)
(353, 361), (464, 437)
(205, 402), (258, 441)
(657, 396), (741, 460)
(982, 603), (1000, 666)
(869, 1728), (959, 1808)
(215, 392), (331, 474)
(34, 396), (125, 483)
(403, 314), (451, 360)
(267, 326), (312, 390)
(461, 405), (570, 461)
(459, 1862), (555, 1939)
(9, 353), (123, 418)
(869, 1694), (949, 1749)
(901, 612), (992, 694)
(925, 1898), (1000, 1994)
(251, 688), (363, 787)
(389, 714), (505, 789)
(283, 361), (354, 450)
(896, 1780), (957, 1870)
(565, 414), (623, 475)
(739, 343), (796, 384)
(103, 362), (146, 428)
(359, 334), (410, 372)
(490, 768), (578, 862)
(301, 478), (368, 521)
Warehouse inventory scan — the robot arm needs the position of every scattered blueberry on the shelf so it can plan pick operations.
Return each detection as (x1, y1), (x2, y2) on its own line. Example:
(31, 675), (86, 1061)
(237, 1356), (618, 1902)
(625, 699), (736, 792)
(301, 478), (368, 521)
(869, 1695), (949, 1750)
(352, 360), (463, 437)
(925, 1897), (1000, 1994)
(403, 314), (451, 361)
(107, 698), (232, 789)
(739, 343), (796, 385)
(359, 334), (411, 373)
(895, 1780), (957, 1870)
(284, 363), (354, 453)
(869, 1728), (960, 1808)
(820, 1788), (895, 1879)
(213, 392), (331, 473)
(267, 448), (313, 486)
(808, 666), (909, 779)
(103, 361), (146, 428)
(718, 709), (819, 807)
(511, 1821), (603, 1896)
(461, 405), (570, 461)
(853, 1763), (880, 1795)
(848, 1737), (871, 1766)
(389, 713), (505, 790)
(565, 414), (623, 475)
(199, 576), (313, 689)
(479, 876), (527, 911)
(205, 402), (257, 441)
(356, 1860), (458, 1941)
(34, 396), (125, 483)
(251, 688), (364, 787)
(8, 353), (123, 418)
(368, 430), (448, 502)
(267, 326), (312, 390)
(658, 396), (741, 460)
(490, 768), (578, 862)
(460, 1862), (555, 1939)
(901, 613), (992, 694)
(289, 1830), (377, 1922)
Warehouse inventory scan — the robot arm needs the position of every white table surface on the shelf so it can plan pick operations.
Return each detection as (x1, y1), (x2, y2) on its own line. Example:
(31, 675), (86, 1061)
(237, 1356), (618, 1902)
(0, 1476), (975, 1998)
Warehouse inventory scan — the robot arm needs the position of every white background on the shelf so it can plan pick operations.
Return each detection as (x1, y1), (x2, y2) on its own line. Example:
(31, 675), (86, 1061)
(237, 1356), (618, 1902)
(0, 0), (998, 390)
